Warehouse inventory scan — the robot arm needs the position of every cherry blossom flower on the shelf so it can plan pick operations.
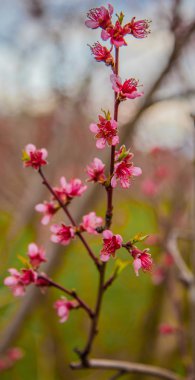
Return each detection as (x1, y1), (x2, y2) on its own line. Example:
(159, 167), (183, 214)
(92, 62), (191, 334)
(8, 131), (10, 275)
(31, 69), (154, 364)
(54, 297), (78, 323)
(80, 212), (103, 235)
(86, 158), (106, 183)
(4, 269), (25, 297)
(131, 247), (152, 276)
(101, 21), (130, 47)
(52, 177), (87, 205)
(111, 147), (142, 189)
(4, 268), (37, 296)
(89, 42), (114, 66)
(50, 224), (75, 246)
(27, 243), (47, 269)
(127, 17), (151, 39)
(100, 230), (123, 262)
(35, 201), (57, 225)
(159, 324), (177, 335)
(22, 144), (48, 170)
(90, 113), (119, 149)
(110, 74), (144, 100)
(85, 4), (113, 31)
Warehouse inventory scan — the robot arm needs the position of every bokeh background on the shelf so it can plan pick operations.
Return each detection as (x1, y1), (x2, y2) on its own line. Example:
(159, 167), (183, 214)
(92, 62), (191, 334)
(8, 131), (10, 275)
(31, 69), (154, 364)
(0, 0), (195, 379)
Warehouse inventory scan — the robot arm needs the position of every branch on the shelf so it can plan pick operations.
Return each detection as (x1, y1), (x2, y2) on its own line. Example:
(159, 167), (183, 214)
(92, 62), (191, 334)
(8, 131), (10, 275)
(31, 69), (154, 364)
(70, 358), (183, 380)
(37, 275), (94, 318)
(166, 230), (194, 287)
(38, 167), (100, 268)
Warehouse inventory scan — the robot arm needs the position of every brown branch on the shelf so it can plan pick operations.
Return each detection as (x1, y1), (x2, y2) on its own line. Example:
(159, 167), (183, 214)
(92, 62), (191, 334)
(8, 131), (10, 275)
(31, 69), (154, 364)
(70, 358), (183, 380)
(37, 274), (94, 318)
(105, 47), (120, 229)
(38, 167), (100, 268)
(77, 263), (106, 364)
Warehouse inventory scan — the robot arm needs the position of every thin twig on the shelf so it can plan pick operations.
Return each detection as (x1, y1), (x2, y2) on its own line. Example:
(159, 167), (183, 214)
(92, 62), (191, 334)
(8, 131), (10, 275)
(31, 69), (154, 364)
(37, 274), (94, 318)
(38, 167), (100, 268)
(70, 358), (183, 380)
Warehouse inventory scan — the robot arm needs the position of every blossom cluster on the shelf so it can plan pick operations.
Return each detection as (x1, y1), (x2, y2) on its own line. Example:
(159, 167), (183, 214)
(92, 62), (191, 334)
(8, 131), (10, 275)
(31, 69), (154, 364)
(4, 243), (47, 296)
(4, 3), (153, 335)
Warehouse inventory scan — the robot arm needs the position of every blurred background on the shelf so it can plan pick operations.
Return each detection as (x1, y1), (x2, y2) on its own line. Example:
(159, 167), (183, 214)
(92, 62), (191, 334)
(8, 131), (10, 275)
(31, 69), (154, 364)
(0, 0), (195, 379)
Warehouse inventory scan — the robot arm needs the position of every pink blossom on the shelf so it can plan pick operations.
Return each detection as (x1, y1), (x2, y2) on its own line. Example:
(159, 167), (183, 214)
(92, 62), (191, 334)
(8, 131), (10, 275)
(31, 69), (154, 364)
(19, 269), (37, 285)
(4, 268), (37, 296)
(54, 297), (78, 323)
(141, 179), (157, 197)
(110, 74), (144, 100)
(80, 212), (103, 235)
(100, 230), (123, 262)
(86, 158), (106, 183)
(159, 324), (177, 335)
(35, 201), (57, 225)
(89, 42), (114, 66)
(50, 224), (75, 246)
(59, 177), (87, 199)
(85, 4), (113, 30)
(111, 147), (142, 189)
(4, 268), (25, 297)
(128, 17), (151, 39)
(90, 113), (119, 149)
(101, 21), (131, 47)
(27, 243), (47, 269)
(23, 144), (48, 170)
(7, 348), (24, 362)
(131, 247), (152, 276)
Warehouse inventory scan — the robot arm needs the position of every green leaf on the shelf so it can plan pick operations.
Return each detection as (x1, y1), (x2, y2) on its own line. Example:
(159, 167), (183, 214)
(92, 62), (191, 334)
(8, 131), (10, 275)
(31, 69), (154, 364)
(131, 233), (149, 245)
(22, 150), (29, 162)
(114, 258), (131, 276)
(17, 255), (30, 267)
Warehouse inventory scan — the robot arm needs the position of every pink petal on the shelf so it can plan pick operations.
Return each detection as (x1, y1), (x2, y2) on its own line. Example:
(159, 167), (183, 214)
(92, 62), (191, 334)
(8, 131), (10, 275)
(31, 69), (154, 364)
(111, 119), (118, 129)
(116, 234), (123, 245)
(112, 136), (119, 146)
(40, 148), (48, 159)
(101, 29), (110, 41)
(133, 258), (142, 276)
(131, 166), (142, 176)
(4, 276), (18, 286)
(108, 3), (114, 15)
(25, 144), (36, 155)
(94, 157), (105, 170)
(13, 286), (25, 297)
(125, 91), (144, 99)
(28, 243), (38, 256)
(42, 214), (51, 225)
(50, 224), (59, 233)
(103, 229), (113, 239)
(60, 176), (67, 188)
(35, 203), (46, 212)
(96, 138), (106, 149)
(8, 268), (20, 276)
(85, 20), (99, 29)
(89, 123), (99, 133)
(111, 175), (117, 188)
(100, 252), (110, 262)
(120, 178), (130, 188)
(50, 235), (59, 243)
